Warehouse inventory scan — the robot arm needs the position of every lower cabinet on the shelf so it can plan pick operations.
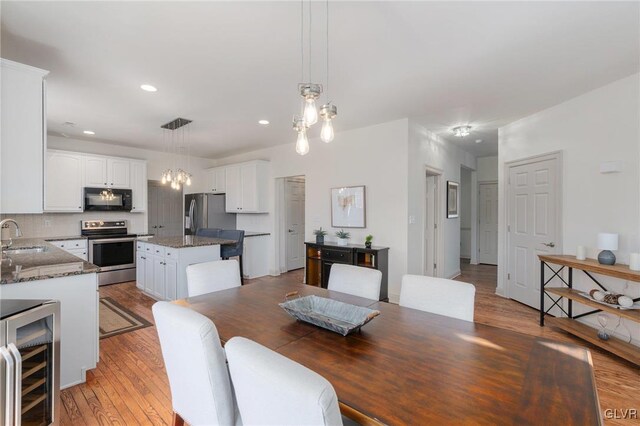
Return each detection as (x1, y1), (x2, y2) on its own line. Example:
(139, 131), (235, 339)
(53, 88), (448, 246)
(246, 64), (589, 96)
(48, 238), (88, 261)
(243, 235), (270, 279)
(135, 241), (220, 301)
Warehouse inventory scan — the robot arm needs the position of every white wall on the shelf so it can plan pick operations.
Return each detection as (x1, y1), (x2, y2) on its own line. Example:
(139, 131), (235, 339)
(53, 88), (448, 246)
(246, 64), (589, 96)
(407, 122), (477, 280)
(498, 73), (640, 345)
(477, 156), (498, 182)
(3, 135), (216, 235)
(214, 119), (410, 300)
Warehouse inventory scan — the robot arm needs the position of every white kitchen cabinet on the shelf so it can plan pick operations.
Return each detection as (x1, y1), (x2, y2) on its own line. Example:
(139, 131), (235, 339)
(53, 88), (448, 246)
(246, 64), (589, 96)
(153, 257), (166, 299)
(108, 158), (130, 187)
(242, 235), (270, 279)
(136, 251), (145, 290)
(135, 241), (221, 300)
(48, 238), (88, 261)
(45, 151), (84, 212)
(130, 160), (147, 212)
(83, 156), (131, 188)
(83, 156), (109, 187)
(1, 59), (48, 213)
(144, 253), (155, 295)
(225, 160), (269, 213)
(205, 166), (227, 193)
(164, 259), (177, 300)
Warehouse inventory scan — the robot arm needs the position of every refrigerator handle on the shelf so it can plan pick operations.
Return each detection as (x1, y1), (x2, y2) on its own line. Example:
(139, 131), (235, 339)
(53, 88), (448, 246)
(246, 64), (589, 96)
(7, 344), (21, 426)
(189, 199), (197, 233)
(0, 346), (15, 426)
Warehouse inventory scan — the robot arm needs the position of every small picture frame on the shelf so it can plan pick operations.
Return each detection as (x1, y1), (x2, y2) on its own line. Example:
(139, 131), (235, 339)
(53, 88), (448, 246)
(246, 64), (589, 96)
(331, 186), (366, 228)
(446, 181), (459, 218)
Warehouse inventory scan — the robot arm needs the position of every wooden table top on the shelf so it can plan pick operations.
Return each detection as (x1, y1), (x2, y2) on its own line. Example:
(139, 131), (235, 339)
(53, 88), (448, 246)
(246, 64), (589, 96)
(539, 254), (640, 282)
(176, 281), (601, 425)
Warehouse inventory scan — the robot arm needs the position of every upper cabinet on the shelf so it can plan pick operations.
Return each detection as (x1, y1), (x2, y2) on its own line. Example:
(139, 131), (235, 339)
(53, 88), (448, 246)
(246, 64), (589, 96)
(205, 166), (227, 194)
(224, 160), (269, 213)
(130, 160), (147, 212)
(45, 151), (83, 212)
(44, 150), (147, 213)
(83, 156), (130, 188)
(1, 59), (49, 213)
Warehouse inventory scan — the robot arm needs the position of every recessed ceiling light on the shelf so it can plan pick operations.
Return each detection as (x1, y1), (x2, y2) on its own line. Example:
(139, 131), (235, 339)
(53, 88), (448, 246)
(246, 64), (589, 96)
(140, 84), (158, 92)
(452, 125), (472, 137)
(83, 130), (95, 135)
(258, 120), (270, 125)
(475, 139), (483, 144)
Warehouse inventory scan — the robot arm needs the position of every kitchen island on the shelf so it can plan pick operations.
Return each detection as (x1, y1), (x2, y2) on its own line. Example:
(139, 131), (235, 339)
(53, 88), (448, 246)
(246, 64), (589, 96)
(1, 238), (99, 388)
(136, 235), (235, 300)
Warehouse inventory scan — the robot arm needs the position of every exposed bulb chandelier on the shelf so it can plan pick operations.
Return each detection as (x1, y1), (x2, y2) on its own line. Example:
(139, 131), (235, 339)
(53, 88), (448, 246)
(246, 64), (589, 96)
(160, 118), (193, 191)
(452, 125), (472, 137)
(294, 0), (337, 154)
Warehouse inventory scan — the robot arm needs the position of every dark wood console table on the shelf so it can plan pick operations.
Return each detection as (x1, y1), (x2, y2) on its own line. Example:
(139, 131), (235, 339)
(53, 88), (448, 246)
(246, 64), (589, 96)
(539, 254), (640, 366)
(305, 242), (389, 301)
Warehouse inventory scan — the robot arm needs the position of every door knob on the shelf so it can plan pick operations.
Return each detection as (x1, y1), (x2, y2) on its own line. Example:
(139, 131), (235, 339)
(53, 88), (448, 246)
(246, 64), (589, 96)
(542, 242), (555, 248)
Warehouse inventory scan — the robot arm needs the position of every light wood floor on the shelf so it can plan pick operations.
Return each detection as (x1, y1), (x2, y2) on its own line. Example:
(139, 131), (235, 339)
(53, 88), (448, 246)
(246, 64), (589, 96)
(59, 264), (639, 425)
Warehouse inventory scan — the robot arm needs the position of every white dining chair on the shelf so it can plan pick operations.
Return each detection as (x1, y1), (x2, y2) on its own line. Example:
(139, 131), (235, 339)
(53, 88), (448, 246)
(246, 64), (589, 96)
(399, 274), (476, 322)
(186, 259), (241, 297)
(225, 336), (343, 426)
(152, 301), (239, 426)
(327, 264), (382, 301)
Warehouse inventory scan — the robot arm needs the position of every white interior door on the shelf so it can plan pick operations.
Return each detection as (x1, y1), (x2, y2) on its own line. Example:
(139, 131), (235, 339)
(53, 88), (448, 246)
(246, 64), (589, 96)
(478, 183), (498, 265)
(285, 178), (305, 271)
(424, 175), (438, 277)
(508, 157), (559, 309)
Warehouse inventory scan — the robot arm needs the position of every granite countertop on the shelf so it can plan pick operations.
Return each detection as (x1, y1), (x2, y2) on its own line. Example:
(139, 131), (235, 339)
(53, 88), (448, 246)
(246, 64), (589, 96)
(244, 231), (270, 237)
(1, 238), (100, 284)
(140, 235), (237, 249)
(44, 235), (87, 241)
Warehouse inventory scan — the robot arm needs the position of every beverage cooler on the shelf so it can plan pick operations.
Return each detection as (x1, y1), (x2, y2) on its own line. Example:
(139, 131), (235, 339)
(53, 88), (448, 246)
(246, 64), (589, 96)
(1, 299), (60, 426)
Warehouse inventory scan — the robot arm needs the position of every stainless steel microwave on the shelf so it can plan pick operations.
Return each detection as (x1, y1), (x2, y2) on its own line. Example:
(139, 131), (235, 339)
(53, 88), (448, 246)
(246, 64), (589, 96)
(84, 187), (132, 211)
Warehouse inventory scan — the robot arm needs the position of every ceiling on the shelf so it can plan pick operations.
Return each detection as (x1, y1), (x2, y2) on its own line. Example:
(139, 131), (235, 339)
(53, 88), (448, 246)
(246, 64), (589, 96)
(2, 1), (638, 159)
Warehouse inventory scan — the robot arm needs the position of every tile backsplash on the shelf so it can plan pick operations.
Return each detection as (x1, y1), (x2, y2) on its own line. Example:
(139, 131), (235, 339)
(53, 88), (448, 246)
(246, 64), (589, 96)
(1, 212), (147, 239)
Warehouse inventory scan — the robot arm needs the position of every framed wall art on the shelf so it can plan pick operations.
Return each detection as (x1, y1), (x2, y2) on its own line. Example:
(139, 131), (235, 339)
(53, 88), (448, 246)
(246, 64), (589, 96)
(446, 181), (459, 218)
(331, 186), (366, 228)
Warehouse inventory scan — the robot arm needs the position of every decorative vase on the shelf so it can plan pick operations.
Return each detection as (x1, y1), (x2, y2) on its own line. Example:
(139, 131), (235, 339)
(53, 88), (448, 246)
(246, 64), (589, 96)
(598, 250), (616, 265)
(365, 241), (372, 249)
(337, 238), (348, 246)
(316, 235), (324, 244)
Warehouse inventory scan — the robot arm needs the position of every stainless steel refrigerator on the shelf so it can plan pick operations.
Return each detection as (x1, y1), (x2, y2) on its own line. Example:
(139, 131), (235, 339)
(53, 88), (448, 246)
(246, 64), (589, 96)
(185, 193), (237, 235)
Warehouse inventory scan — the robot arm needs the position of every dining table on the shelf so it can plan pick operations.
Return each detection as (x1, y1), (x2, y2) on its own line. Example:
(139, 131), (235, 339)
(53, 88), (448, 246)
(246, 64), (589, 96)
(175, 280), (602, 425)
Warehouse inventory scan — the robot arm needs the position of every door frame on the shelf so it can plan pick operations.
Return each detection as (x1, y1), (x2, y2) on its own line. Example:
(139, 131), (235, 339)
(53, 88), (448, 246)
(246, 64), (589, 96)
(477, 180), (498, 265)
(284, 176), (305, 271)
(423, 165), (445, 278)
(503, 151), (563, 299)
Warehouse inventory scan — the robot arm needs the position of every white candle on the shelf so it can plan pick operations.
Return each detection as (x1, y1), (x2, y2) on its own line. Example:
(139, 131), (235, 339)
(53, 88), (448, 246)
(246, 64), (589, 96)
(630, 253), (640, 271)
(576, 245), (586, 261)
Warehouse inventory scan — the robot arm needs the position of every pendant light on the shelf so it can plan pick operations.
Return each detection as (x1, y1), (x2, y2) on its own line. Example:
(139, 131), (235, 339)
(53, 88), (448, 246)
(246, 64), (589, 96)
(293, 117), (309, 155)
(319, 0), (337, 143)
(293, 0), (337, 153)
(160, 118), (193, 190)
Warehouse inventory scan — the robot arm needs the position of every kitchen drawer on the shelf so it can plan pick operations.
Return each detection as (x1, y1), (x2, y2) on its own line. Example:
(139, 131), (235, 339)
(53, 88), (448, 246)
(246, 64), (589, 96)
(49, 239), (87, 250)
(67, 248), (88, 261)
(164, 247), (176, 259)
(151, 245), (165, 257)
(136, 241), (147, 252)
(321, 248), (353, 264)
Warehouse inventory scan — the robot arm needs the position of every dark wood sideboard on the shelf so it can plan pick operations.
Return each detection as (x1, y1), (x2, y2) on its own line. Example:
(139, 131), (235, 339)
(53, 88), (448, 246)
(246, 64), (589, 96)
(305, 242), (389, 301)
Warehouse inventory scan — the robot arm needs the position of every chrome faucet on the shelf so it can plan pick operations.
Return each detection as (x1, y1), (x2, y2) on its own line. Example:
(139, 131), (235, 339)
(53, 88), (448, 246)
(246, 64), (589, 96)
(0, 218), (23, 250)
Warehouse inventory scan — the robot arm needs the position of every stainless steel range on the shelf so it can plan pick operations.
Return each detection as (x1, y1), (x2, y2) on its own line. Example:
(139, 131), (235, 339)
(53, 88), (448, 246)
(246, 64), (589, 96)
(81, 220), (137, 286)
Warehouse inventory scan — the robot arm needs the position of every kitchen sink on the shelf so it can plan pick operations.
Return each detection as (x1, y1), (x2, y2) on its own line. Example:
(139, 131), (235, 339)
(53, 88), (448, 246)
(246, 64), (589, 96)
(2, 246), (48, 255)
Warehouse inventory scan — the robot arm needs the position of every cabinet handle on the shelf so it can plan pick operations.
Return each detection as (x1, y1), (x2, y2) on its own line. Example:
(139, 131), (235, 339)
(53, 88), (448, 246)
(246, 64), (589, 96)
(111, 183), (114, 186)
(104, 182), (107, 185)
(141, 256), (146, 260)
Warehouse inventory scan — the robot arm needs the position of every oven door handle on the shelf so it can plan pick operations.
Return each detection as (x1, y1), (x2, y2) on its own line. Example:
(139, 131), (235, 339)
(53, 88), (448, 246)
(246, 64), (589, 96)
(89, 237), (138, 244)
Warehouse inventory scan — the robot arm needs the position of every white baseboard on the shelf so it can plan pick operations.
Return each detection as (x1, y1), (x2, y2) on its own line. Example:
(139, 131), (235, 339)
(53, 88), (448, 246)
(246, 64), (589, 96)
(447, 270), (462, 280)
